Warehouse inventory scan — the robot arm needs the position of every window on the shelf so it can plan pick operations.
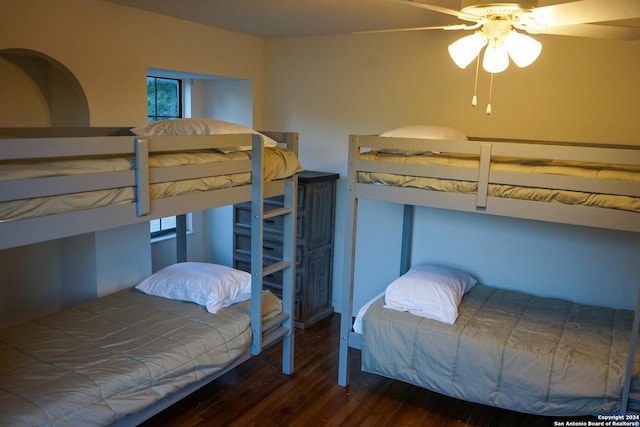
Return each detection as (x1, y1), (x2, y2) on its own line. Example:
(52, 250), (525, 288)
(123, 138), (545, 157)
(147, 76), (182, 122)
(150, 216), (177, 237)
(147, 76), (184, 238)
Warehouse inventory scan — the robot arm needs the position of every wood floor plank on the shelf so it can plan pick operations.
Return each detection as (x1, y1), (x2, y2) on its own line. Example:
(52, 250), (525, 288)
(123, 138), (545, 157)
(141, 314), (601, 426)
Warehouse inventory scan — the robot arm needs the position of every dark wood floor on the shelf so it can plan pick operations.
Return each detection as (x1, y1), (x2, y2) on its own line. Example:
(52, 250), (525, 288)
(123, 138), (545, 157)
(142, 313), (597, 426)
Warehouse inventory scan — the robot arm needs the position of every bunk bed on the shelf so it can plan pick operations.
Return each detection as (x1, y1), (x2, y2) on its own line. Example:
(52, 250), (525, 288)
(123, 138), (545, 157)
(337, 126), (640, 416)
(0, 123), (302, 426)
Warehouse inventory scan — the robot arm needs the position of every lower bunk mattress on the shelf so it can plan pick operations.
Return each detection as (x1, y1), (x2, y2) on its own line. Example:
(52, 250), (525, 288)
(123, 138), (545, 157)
(359, 284), (640, 416)
(0, 287), (282, 426)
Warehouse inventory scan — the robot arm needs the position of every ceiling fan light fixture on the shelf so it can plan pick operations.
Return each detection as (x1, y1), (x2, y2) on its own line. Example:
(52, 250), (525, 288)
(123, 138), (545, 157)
(482, 39), (509, 73)
(448, 32), (487, 69)
(505, 30), (542, 67)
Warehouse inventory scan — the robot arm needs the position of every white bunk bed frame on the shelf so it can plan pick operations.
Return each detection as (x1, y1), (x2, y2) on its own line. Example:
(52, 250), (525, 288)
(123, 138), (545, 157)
(337, 134), (640, 413)
(0, 128), (299, 425)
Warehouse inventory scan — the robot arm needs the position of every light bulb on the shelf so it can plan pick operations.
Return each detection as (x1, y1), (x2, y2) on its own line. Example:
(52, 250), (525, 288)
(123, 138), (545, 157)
(448, 32), (487, 69)
(482, 39), (509, 73)
(505, 31), (542, 68)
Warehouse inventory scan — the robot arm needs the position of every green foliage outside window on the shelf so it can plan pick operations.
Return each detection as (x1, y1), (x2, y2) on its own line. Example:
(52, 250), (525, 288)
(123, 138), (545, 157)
(147, 76), (181, 122)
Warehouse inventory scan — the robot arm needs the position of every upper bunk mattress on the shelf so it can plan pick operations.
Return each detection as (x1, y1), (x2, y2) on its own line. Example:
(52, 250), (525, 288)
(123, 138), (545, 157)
(0, 287), (282, 426)
(360, 284), (640, 416)
(0, 146), (302, 222)
(358, 151), (640, 213)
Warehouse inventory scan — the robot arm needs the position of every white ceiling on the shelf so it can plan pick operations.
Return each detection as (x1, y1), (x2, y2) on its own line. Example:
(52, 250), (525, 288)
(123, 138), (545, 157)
(105, 0), (640, 39)
(105, 0), (464, 37)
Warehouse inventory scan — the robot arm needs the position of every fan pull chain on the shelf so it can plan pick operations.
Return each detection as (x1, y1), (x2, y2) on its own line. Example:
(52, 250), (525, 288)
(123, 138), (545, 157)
(468, 63), (499, 115)
(472, 54), (480, 107)
(486, 73), (494, 115)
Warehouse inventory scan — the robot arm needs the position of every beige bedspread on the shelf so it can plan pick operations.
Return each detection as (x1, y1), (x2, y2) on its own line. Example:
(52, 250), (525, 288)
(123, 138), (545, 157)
(358, 151), (640, 213)
(0, 288), (282, 426)
(362, 284), (640, 415)
(0, 147), (302, 221)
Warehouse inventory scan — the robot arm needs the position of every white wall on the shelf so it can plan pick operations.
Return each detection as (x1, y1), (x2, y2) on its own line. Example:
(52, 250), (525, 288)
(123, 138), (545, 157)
(204, 79), (254, 126)
(263, 31), (640, 311)
(95, 224), (152, 297)
(0, 56), (55, 126)
(0, 223), (151, 328)
(0, 240), (68, 327)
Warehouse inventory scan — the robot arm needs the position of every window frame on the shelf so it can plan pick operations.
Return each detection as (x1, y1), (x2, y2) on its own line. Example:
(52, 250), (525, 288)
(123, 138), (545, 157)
(147, 76), (182, 122)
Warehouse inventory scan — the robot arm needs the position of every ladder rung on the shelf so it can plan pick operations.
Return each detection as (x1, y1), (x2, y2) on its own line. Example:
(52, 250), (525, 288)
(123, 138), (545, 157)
(263, 326), (290, 348)
(264, 312), (290, 331)
(262, 313), (291, 348)
(251, 309), (291, 354)
(264, 206), (293, 219)
(263, 260), (292, 277)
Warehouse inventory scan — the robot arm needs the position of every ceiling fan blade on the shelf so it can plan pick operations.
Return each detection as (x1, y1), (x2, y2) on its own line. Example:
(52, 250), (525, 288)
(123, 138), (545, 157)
(538, 23), (640, 40)
(354, 23), (479, 35)
(388, 0), (483, 23)
(531, 0), (640, 28)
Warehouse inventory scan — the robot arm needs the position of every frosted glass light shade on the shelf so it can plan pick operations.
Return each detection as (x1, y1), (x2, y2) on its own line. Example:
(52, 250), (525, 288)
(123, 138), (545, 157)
(505, 31), (542, 68)
(448, 32), (487, 69)
(482, 41), (509, 73)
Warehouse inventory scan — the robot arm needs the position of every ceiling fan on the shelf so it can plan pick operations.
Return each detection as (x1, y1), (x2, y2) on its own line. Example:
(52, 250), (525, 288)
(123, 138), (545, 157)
(371, 0), (640, 113)
(386, 0), (640, 39)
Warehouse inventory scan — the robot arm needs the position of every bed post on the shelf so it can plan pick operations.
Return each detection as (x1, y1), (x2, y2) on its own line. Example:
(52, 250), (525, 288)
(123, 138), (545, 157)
(338, 135), (359, 387)
(134, 137), (150, 217)
(400, 205), (413, 275)
(280, 177), (297, 374)
(250, 134), (266, 356)
(176, 214), (187, 263)
(282, 131), (299, 373)
(476, 143), (492, 209)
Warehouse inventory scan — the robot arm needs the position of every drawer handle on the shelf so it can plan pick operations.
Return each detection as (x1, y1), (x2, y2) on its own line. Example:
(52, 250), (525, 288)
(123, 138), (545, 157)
(265, 219), (276, 224)
(264, 246), (276, 252)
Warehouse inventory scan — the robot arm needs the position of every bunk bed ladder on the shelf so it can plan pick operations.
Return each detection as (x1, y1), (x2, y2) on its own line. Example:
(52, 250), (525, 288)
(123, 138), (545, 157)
(621, 287), (640, 414)
(249, 135), (297, 375)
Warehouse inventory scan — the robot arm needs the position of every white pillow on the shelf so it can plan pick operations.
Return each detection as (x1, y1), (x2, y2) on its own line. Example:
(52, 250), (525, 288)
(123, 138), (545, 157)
(384, 264), (477, 324)
(379, 125), (468, 155)
(131, 118), (279, 153)
(135, 262), (251, 314)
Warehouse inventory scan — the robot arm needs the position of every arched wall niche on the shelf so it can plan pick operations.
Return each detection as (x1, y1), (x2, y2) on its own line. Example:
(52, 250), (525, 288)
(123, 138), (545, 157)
(0, 49), (89, 127)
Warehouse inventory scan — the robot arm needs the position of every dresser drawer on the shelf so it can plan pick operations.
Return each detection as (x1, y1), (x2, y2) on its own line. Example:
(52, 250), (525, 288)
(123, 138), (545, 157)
(235, 206), (286, 234)
(234, 230), (303, 265)
(234, 231), (283, 260)
(234, 257), (302, 294)
(235, 205), (303, 238)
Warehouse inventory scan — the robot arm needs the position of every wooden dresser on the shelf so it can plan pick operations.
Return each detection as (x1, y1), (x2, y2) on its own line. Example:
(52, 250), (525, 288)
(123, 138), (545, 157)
(233, 170), (338, 328)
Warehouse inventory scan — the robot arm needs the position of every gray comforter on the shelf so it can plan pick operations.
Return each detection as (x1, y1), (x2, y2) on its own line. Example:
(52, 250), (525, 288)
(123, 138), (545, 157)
(0, 287), (281, 426)
(362, 284), (639, 415)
